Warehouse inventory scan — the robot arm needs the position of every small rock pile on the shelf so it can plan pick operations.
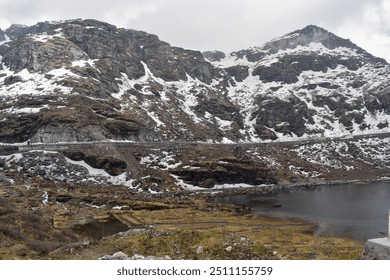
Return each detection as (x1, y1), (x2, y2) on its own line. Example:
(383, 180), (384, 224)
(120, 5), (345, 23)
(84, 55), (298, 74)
(220, 233), (278, 260)
(100, 251), (171, 260)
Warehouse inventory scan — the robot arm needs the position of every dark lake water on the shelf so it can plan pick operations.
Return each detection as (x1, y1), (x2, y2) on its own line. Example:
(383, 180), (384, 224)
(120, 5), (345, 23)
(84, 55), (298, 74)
(219, 183), (390, 241)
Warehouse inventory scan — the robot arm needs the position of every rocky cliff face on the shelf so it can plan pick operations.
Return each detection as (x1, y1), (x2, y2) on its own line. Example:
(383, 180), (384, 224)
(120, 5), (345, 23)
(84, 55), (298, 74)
(0, 20), (389, 143)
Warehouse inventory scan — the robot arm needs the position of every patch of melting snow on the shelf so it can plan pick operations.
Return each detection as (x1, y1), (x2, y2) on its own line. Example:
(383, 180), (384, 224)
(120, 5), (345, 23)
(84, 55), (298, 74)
(112, 205), (128, 210)
(0, 34), (10, 46)
(0, 153), (24, 162)
(293, 138), (390, 170)
(181, 165), (200, 170)
(170, 174), (204, 191)
(256, 155), (281, 167)
(42, 191), (49, 205)
(1, 105), (50, 114)
(140, 152), (182, 170)
(28, 33), (64, 43)
(294, 142), (351, 169)
(148, 189), (159, 194)
(288, 165), (322, 177)
(64, 157), (132, 186)
(83, 202), (106, 209)
(171, 174), (274, 191)
(353, 138), (390, 167)
(71, 59), (97, 68)
(221, 137), (234, 144)
(146, 111), (165, 127)
(215, 116), (233, 131)
(167, 74), (207, 124)
(210, 52), (256, 68)
(0, 67), (75, 97)
(213, 183), (270, 189)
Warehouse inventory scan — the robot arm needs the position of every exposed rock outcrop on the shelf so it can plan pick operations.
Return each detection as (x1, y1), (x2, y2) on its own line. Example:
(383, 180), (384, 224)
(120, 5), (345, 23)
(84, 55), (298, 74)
(203, 50), (226, 62)
(172, 158), (276, 188)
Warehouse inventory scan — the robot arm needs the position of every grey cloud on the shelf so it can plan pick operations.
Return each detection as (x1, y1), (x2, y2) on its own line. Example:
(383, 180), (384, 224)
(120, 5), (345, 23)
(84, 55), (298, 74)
(0, 0), (388, 60)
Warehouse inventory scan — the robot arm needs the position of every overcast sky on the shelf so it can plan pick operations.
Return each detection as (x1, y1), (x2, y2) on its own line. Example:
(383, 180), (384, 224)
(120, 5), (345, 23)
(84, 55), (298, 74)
(0, 0), (389, 61)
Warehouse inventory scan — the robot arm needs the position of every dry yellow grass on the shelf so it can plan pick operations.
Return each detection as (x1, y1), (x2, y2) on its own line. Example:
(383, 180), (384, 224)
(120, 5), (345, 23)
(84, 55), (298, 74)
(47, 205), (363, 260)
(1, 181), (363, 260)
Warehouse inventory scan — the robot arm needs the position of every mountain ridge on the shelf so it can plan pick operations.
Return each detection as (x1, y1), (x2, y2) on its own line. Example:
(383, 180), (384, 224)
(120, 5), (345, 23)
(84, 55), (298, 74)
(1, 19), (390, 144)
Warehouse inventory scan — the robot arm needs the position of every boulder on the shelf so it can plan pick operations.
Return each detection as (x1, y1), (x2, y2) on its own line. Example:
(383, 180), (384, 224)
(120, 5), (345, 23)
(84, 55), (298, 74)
(112, 251), (129, 260)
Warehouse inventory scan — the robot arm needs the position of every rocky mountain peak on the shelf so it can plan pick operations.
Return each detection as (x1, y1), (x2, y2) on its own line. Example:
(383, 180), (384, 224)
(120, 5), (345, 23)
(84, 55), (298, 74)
(297, 24), (326, 34)
(263, 25), (354, 53)
(292, 24), (330, 39)
(202, 24), (390, 141)
(259, 25), (386, 65)
(207, 24), (387, 70)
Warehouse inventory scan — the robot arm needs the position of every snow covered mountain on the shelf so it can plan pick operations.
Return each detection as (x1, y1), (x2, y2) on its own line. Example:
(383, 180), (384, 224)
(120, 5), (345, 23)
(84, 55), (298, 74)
(0, 20), (389, 143)
(204, 25), (390, 141)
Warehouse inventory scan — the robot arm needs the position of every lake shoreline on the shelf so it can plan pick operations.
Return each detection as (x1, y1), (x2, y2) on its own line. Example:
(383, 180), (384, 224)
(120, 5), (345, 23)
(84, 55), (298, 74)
(195, 177), (390, 198)
(215, 181), (390, 243)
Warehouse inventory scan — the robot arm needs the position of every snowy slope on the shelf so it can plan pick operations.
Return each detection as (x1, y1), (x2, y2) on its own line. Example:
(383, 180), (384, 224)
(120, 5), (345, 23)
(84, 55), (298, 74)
(204, 25), (390, 141)
(0, 21), (390, 143)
